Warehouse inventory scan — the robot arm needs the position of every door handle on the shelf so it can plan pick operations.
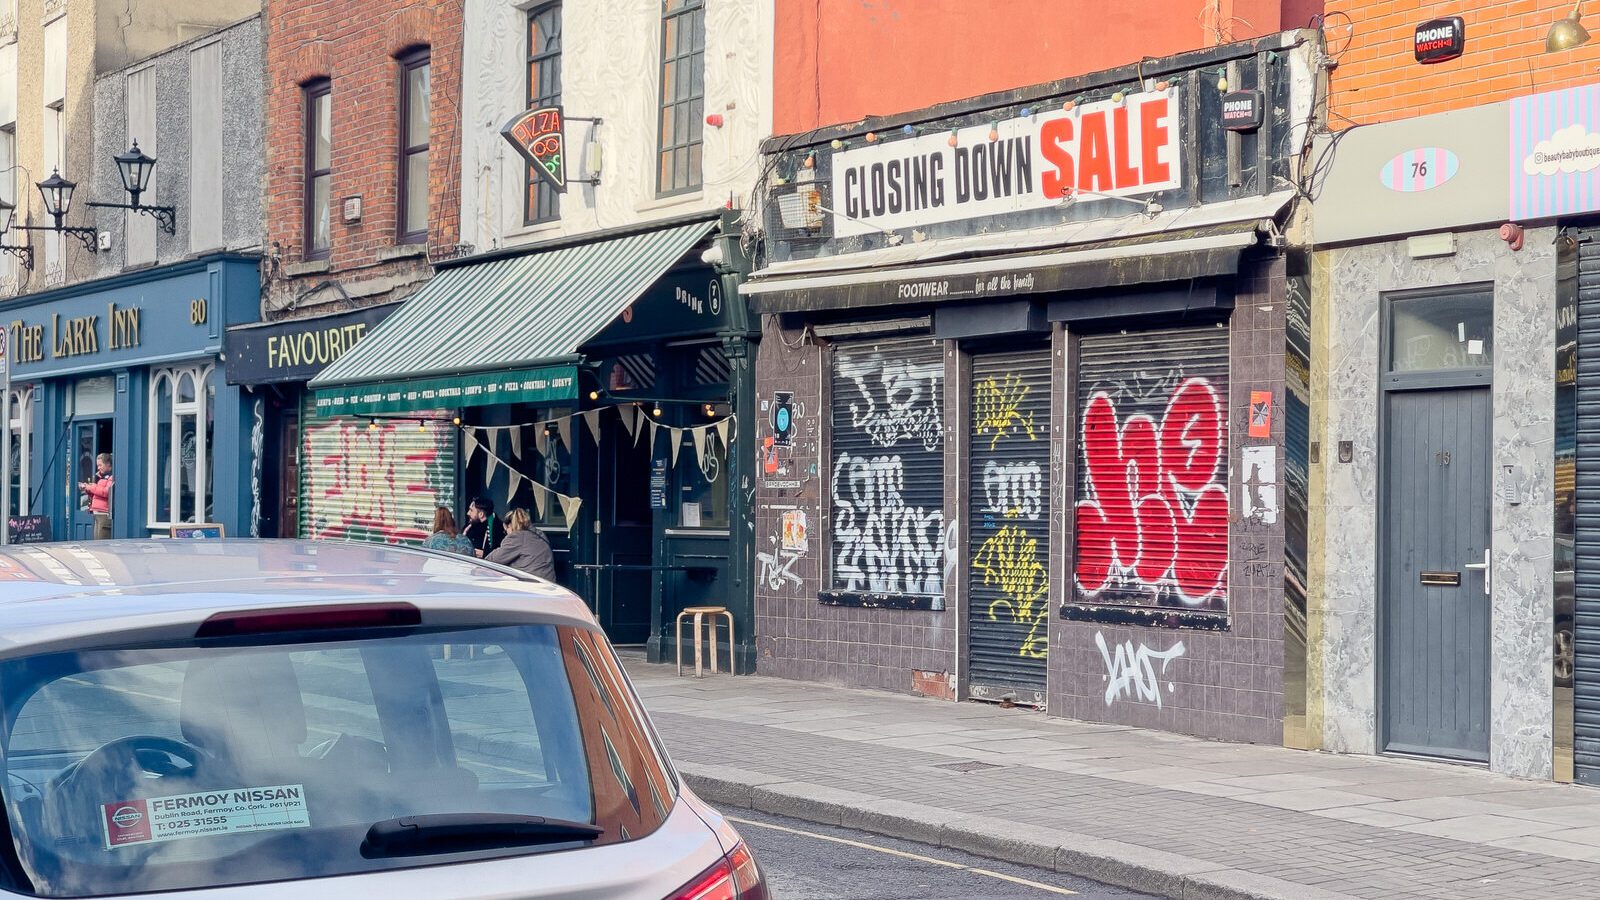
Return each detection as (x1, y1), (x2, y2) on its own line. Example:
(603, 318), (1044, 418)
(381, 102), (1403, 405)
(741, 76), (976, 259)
(1463, 549), (1490, 597)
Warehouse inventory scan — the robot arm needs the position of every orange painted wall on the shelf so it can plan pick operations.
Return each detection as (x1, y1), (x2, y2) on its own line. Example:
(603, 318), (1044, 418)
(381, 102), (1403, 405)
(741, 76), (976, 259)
(1330, 1), (1600, 127)
(773, 0), (1322, 135)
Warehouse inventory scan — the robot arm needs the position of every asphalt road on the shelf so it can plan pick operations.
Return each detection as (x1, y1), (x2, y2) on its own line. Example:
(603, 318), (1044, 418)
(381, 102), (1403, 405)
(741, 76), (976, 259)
(732, 808), (1154, 900)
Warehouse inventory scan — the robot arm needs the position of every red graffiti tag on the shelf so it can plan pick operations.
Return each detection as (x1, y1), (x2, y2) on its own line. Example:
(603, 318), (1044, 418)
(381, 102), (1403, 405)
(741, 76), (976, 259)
(1075, 377), (1227, 605)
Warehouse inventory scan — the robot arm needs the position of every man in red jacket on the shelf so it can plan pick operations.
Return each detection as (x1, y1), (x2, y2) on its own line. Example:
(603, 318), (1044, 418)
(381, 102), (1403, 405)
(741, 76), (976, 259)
(78, 453), (113, 540)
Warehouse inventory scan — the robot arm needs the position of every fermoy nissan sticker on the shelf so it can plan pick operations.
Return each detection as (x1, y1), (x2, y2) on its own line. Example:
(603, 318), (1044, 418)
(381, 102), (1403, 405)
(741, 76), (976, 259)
(102, 785), (309, 850)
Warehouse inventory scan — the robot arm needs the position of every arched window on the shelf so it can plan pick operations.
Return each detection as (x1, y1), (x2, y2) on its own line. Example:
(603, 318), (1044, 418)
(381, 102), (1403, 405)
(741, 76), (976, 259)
(148, 364), (214, 529)
(3, 386), (33, 517)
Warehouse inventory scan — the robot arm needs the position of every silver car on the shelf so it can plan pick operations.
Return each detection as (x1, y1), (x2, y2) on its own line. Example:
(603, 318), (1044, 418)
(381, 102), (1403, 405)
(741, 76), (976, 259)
(0, 540), (768, 899)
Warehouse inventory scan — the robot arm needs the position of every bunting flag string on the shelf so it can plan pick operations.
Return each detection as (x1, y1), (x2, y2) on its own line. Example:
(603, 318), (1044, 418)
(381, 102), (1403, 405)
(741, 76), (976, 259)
(462, 409), (737, 479)
(620, 405), (639, 443)
(470, 429), (583, 524)
(560, 493), (583, 524)
(691, 424), (710, 471)
(668, 425), (684, 468)
(530, 478), (547, 518)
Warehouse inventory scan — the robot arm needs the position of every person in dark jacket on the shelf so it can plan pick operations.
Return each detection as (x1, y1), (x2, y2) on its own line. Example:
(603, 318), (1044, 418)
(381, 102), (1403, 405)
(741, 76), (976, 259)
(462, 496), (505, 558)
(486, 508), (557, 581)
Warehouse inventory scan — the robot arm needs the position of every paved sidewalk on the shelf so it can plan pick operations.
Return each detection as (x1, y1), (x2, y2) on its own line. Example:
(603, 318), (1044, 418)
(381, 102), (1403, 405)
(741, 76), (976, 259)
(626, 659), (1600, 900)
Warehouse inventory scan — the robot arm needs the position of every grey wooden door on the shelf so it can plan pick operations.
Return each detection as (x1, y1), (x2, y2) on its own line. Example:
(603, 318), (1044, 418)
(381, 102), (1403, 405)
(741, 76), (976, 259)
(1382, 386), (1492, 761)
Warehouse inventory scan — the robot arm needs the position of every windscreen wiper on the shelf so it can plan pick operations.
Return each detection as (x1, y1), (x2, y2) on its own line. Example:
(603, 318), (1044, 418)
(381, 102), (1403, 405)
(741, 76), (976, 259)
(360, 813), (604, 859)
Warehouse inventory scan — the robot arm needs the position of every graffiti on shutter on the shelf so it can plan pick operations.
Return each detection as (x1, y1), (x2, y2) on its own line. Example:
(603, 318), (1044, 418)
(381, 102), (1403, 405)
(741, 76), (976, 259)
(967, 348), (1052, 703)
(300, 414), (456, 544)
(1069, 325), (1230, 630)
(822, 338), (948, 610)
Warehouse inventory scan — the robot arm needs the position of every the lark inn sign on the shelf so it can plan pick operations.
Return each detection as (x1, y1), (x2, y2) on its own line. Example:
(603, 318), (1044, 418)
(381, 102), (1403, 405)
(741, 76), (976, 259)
(9, 303), (145, 364)
(829, 88), (1181, 238)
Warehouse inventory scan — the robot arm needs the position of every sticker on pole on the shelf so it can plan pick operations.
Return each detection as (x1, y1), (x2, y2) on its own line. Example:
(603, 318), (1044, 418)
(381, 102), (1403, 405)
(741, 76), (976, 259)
(501, 105), (567, 193)
(102, 785), (309, 850)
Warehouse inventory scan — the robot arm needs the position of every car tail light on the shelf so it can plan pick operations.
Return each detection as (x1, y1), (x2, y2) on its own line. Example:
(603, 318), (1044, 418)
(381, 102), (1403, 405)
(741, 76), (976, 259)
(665, 841), (769, 900)
(196, 603), (422, 637)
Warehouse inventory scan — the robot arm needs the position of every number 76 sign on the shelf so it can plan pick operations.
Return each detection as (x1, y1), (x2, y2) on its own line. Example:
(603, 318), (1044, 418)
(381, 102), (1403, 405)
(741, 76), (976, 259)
(501, 105), (567, 192)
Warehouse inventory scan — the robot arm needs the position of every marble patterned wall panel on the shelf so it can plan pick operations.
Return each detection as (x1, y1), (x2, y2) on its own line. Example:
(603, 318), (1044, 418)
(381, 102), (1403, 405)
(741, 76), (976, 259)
(1314, 227), (1555, 778)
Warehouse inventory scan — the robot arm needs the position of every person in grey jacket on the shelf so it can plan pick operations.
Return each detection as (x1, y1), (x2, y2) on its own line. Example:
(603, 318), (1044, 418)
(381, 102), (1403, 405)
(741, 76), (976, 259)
(486, 507), (557, 581)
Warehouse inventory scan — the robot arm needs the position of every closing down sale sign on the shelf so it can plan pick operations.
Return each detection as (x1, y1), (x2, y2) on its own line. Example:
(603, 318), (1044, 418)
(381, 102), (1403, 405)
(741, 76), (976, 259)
(830, 89), (1182, 238)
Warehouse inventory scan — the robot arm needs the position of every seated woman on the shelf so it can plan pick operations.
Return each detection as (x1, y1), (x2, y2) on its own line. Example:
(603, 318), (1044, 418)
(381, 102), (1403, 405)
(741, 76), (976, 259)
(422, 506), (474, 555)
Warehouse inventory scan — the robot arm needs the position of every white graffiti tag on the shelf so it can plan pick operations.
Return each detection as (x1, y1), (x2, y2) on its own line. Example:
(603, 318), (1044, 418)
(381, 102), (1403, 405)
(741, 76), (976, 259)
(1095, 632), (1186, 708)
(832, 453), (945, 594)
(836, 354), (943, 451)
(757, 537), (804, 592)
(982, 460), (1043, 519)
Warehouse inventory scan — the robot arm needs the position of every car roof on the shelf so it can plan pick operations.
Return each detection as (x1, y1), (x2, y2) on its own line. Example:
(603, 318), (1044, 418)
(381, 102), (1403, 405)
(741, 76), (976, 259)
(0, 539), (596, 654)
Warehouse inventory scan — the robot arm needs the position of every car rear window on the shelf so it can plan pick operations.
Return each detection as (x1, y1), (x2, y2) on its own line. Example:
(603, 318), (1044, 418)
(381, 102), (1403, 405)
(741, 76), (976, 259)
(0, 623), (677, 897)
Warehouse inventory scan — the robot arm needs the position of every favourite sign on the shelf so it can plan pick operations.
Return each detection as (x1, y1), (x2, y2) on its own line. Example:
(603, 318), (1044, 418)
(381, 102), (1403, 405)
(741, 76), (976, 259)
(829, 88), (1182, 238)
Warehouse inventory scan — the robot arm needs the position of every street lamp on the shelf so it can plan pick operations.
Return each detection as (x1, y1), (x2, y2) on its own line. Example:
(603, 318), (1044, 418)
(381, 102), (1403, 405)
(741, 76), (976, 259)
(0, 199), (35, 270)
(1547, 1), (1591, 52)
(87, 141), (176, 234)
(15, 168), (98, 253)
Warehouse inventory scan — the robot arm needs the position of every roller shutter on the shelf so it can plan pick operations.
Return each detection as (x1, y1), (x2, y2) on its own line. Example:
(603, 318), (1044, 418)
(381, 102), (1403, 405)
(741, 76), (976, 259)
(299, 412), (456, 544)
(1573, 232), (1600, 782)
(967, 346), (1052, 705)
(825, 337), (946, 607)
(1073, 324), (1230, 626)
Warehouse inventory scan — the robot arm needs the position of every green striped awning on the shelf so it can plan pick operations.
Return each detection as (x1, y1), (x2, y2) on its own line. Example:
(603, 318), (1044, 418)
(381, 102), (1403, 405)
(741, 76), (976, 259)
(309, 218), (718, 402)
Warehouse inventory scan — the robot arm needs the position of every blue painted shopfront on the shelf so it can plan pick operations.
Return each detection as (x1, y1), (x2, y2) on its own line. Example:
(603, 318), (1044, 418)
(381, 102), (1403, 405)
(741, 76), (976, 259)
(3, 254), (260, 541)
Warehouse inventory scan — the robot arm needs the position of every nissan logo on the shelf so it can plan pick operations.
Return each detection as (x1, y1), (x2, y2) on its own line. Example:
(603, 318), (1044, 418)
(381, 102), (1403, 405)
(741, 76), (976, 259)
(110, 806), (143, 829)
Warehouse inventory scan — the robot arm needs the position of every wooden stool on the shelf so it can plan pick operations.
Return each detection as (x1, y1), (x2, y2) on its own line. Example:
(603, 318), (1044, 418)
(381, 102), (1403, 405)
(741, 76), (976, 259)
(676, 605), (734, 677)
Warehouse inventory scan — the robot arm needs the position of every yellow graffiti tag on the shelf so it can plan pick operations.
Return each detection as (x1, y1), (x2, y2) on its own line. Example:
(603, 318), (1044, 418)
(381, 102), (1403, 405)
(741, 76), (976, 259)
(974, 523), (1049, 659)
(973, 375), (1036, 450)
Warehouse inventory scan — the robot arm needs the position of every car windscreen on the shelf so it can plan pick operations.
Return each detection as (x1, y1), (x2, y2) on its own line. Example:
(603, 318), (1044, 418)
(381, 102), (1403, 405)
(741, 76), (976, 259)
(0, 623), (677, 897)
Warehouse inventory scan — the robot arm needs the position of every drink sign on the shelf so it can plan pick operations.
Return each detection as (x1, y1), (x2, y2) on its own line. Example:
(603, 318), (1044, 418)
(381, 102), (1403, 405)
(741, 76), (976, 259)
(501, 106), (567, 192)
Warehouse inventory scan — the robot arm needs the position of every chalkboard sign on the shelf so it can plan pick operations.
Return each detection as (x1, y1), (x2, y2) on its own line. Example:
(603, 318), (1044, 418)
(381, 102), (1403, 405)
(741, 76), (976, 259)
(649, 459), (669, 509)
(6, 515), (49, 544)
(171, 524), (225, 539)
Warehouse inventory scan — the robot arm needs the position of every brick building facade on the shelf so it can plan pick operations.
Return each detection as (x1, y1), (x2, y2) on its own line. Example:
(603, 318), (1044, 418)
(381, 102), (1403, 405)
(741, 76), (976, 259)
(747, 30), (1320, 745)
(262, 0), (463, 317)
(1328, 1), (1600, 125)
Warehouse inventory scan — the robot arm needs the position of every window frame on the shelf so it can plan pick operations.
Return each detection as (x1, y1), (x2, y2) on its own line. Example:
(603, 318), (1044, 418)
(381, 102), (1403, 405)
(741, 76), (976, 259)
(146, 364), (213, 531)
(4, 385), (32, 518)
(654, 0), (705, 198)
(396, 47), (430, 244)
(302, 79), (332, 260)
(524, 3), (561, 226)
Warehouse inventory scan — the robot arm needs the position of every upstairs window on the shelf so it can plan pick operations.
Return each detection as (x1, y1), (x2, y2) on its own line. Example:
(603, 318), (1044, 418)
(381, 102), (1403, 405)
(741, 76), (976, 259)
(655, 0), (703, 196)
(303, 79), (331, 259)
(525, 4), (561, 225)
(398, 49), (430, 242)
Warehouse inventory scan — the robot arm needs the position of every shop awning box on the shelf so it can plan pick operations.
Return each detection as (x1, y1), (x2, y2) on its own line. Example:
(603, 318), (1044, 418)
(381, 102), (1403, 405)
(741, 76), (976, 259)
(742, 191), (1292, 315)
(309, 216), (719, 417)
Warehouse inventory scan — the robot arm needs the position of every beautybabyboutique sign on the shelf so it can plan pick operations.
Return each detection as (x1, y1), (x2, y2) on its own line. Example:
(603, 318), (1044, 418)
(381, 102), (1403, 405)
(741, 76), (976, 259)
(1511, 83), (1600, 220)
(828, 88), (1182, 238)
